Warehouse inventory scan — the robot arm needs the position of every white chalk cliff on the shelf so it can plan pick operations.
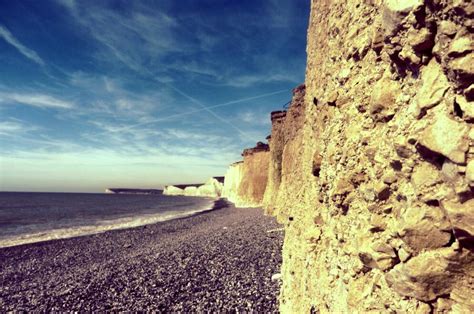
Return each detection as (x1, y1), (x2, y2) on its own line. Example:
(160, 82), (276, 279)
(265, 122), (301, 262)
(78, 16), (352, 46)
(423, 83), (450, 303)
(163, 177), (224, 198)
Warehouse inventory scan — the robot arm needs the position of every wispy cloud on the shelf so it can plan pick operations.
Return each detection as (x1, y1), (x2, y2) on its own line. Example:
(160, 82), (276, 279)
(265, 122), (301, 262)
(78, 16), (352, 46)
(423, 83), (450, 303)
(0, 92), (74, 109)
(238, 110), (271, 126)
(0, 25), (45, 66)
(0, 119), (38, 136)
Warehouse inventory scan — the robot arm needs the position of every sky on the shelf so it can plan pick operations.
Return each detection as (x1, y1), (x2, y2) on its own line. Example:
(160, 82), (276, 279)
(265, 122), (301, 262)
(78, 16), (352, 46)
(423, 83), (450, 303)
(0, 0), (309, 192)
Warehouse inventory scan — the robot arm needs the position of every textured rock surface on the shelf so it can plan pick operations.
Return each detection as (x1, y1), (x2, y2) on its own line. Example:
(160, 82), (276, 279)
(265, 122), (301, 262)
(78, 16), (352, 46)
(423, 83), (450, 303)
(223, 143), (270, 207)
(258, 0), (474, 312)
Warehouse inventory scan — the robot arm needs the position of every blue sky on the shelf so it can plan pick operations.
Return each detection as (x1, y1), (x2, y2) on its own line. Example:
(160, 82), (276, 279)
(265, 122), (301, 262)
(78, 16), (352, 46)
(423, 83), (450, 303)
(0, 0), (309, 192)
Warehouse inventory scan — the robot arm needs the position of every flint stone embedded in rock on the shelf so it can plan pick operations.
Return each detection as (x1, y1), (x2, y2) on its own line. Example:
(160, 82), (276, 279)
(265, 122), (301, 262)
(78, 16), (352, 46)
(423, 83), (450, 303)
(419, 113), (469, 163)
(416, 60), (450, 112)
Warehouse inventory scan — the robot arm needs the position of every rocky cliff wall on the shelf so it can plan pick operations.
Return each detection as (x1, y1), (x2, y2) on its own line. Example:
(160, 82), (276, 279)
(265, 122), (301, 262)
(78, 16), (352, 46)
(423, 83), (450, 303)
(223, 143), (270, 207)
(263, 0), (474, 312)
(222, 161), (245, 205)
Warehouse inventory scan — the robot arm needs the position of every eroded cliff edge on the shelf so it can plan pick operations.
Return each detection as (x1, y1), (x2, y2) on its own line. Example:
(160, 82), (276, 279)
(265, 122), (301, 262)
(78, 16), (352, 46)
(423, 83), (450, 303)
(262, 0), (473, 312)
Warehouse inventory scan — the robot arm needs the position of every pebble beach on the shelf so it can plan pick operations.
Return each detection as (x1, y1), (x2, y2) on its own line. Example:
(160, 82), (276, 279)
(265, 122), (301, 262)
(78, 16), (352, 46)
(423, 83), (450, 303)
(0, 200), (283, 311)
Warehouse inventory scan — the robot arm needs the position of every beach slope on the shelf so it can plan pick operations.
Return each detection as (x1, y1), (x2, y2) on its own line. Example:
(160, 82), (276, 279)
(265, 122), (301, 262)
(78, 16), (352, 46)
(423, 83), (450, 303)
(0, 200), (283, 311)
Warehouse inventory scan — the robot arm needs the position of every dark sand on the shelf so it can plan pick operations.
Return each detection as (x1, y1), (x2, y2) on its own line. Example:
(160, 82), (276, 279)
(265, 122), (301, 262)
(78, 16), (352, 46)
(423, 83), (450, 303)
(0, 200), (283, 311)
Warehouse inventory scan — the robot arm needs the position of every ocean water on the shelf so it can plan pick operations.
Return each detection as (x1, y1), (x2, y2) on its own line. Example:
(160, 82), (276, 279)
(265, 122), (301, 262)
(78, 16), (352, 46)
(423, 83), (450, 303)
(0, 192), (216, 248)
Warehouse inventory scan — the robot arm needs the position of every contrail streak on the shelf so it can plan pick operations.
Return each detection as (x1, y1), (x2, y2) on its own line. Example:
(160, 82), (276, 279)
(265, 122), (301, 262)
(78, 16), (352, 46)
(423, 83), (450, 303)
(97, 89), (288, 134)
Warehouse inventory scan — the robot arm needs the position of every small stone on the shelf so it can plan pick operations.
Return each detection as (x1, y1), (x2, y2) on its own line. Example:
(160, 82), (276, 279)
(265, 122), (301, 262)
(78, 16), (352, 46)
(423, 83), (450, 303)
(371, 25), (384, 52)
(327, 91), (338, 106)
(369, 214), (387, 232)
(271, 273), (282, 281)
(383, 171), (398, 184)
(399, 45), (421, 65)
(338, 68), (351, 84)
(416, 59), (450, 112)
(374, 182), (391, 201)
(359, 240), (397, 271)
(419, 112), (469, 163)
(441, 159), (461, 183)
(334, 177), (353, 196)
(370, 78), (400, 121)
(411, 162), (441, 192)
(398, 247), (411, 262)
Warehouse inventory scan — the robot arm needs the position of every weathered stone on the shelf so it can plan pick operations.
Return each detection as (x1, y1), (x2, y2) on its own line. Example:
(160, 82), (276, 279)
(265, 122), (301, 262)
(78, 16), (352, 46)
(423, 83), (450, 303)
(449, 33), (474, 57)
(438, 20), (458, 36)
(398, 205), (451, 252)
(398, 247), (411, 262)
(360, 240), (397, 270)
(369, 214), (387, 231)
(441, 159), (462, 183)
(436, 298), (454, 313)
(442, 199), (474, 238)
(382, 0), (424, 36)
(338, 68), (351, 84)
(382, 171), (398, 184)
(370, 78), (400, 121)
(408, 27), (435, 52)
(465, 84), (474, 101)
(334, 177), (353, 196)
(399, 45), (421, 65)
(419, 113), (469, 163)
(374, 182), (391, 201)
(385, 248), (457, 301)
(450, 281), (474, 312)
(411, 162), (441, 192)
(455, 95), (474, 121)
(327, 90), (338, 106)
(448, 53), (474, 88)
(371, 25), (385, 52)
(416, 60), (450, 112)
(467, 160), (474, 185)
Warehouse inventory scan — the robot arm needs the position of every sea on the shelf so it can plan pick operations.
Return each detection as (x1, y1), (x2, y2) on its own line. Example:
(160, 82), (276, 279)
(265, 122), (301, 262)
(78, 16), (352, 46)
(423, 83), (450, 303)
(0, 192), (216, 248)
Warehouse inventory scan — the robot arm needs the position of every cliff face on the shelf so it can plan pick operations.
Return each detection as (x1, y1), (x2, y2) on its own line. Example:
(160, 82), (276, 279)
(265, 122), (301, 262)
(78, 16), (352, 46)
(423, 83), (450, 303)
(263, 0), (474, 312)
(222, 161), (244, 204)
(163, 177), (224, 198)
(223, 143), (270, 207)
